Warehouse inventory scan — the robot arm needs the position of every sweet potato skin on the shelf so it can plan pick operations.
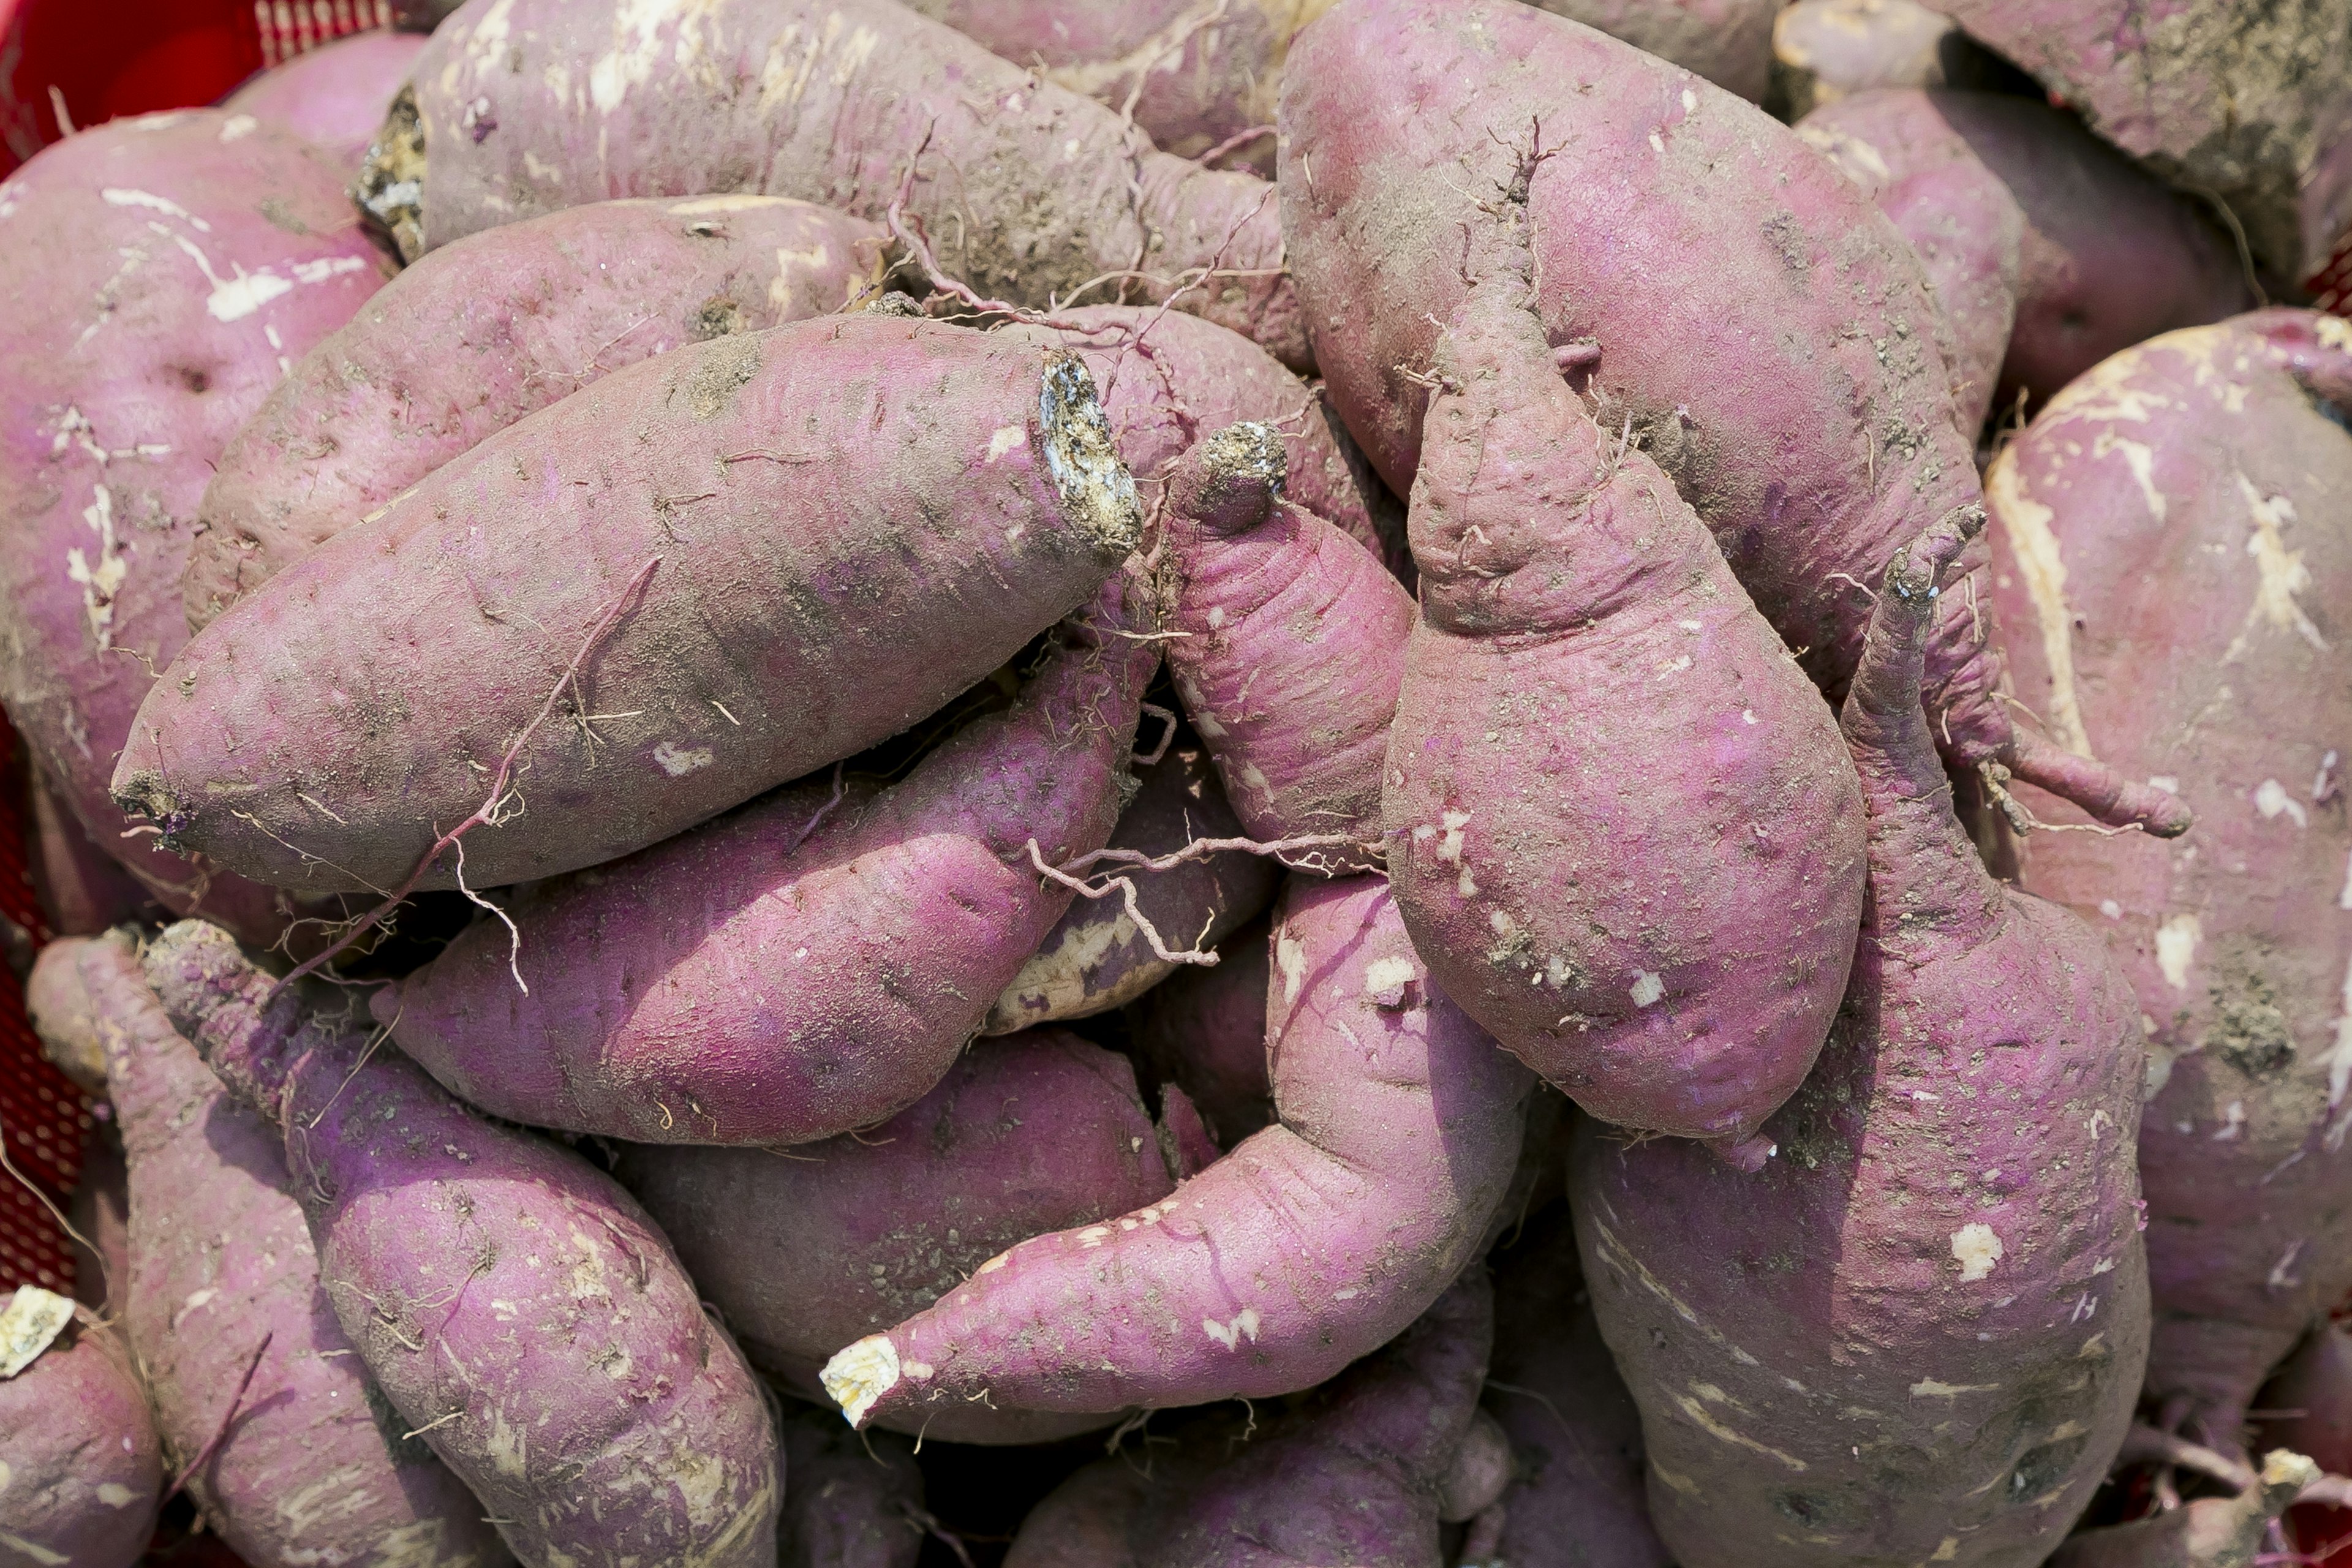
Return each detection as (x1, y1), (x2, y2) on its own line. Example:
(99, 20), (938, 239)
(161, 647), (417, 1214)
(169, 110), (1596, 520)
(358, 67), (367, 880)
(0, 110), (386, 933)
(1127, 911), (1275, 1147)
(187, 195), (886, 630)
(223, 30), (429, 168)
(116, 315), (1139, 894)
(0, 1295), (161, 1568)
(620, 1030), (1182, 1444)
(375, 0), (1305, 368)
(34, 930), (507, 1568)
(1569, 525), (2148, 1568)
(1770, 0), (2013, 118)
(777, 1403), (925, 1568)
(143, 919), (780, 1568)
(1985, 311), (2352, 1441)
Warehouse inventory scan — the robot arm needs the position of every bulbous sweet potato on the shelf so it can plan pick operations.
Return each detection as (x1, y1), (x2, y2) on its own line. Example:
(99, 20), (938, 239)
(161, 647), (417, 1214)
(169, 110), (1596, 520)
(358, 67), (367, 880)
(1279, 0), (2190, 837)
(1984, 310), (2352, 1449)
(143, 919), (780, 1568)
(31, 930), (507, 1568)
(377, 572), (1155, 1147)
(223, 30), (429, 169)
(0, 110), (386, 937)
(823, 873), (1529, 1428)
(620, 1030), (1190, 1444)
(0, 1288), (160, 1568)
(1569, 518), (2149, 1568)
(360, 0), (1306, 369)
(187, 194), (886, 631)
(115, 315), (1140, 895)
(1379, 146), (1867, 1147)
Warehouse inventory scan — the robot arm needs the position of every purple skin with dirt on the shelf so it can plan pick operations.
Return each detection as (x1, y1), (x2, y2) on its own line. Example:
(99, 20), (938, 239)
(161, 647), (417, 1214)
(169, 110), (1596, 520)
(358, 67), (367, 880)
(1378, 152), (1868, 1150)
(378, 571), (1155, 1147)
(823, 872), (1530, 1428)
(141, 919), (780, 1568)
(223, 29), (429, 170)
(366, 0), (1306, 369)
(0, 1297), (161, 1568)
(113, 316), (1141, 895)
(620, 1028), (1196, 1444)
(0, 110), (386, 937)
(1278, 0), (2190, 838)
(187, 194), (887, 630)
(31, 931), (508, 1568)
(1570, 519), (2149, 1568)
(1986, 309), (2352, 1457)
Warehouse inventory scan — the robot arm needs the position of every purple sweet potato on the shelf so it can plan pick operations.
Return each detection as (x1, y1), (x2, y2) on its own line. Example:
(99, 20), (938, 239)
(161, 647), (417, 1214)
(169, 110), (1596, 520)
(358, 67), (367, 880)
(114, 314), (1141, 895)
(0, 1287), (161, 1568)
(360, 0), (1306, 369)
(1376, 148), (1867, 1148)
(778, 1402), (925, 1568)
(377, 572), (1155, 1146)
(2048, 1449), (2320, 1568)
(1983, 310), (2352, 1450)
(1003, 1272), (1495, 1568)
(1534, 0), (1780, 102)
(620, 1029), (1191, 1443)
(1770, 0), (2013, 118)
(984, 737), (1278, 1035)
(26, 770), (154, 940)
(1936, 0), (2352, 282)
(223, 29), (429, 170)
(1798, 89), (2253, 408)
(1128, 911), (1275, 1146)
(67, 1125), (129, 1313)
(2256, 1325), (2352, 1554)
(142, 918), (780, 1568)
(26, 930), (111, 1096)
(1482, 1204), (1673, 1568)
(1161, 422), (1414, 858)
(1567, 518), (2149, 1568)
(186, 194), (887, 630)
(823, 873), (1530, 1428)
(1280, 0), (2190, 836)
(0, 110), (386, 935)
(31, 930), (508, 1567)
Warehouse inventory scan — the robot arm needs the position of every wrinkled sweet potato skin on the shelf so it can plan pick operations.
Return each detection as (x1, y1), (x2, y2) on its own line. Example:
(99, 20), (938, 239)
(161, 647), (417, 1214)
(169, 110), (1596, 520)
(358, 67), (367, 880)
(223, 30), (428, 168)
(0, 1302), (160, 1568)
(1986, 311), (2352, 1441)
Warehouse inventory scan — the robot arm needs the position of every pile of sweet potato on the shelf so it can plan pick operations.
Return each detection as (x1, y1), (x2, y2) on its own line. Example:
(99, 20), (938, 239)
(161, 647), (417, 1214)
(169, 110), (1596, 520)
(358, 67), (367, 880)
(1, 1), (2346, 1564)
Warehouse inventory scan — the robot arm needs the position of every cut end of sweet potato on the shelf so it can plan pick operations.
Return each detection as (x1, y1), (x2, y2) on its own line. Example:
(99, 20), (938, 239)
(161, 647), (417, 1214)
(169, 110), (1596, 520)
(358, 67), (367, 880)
(353, 85), (426, 264)
(1038, 351), (1142, 558)
(820, 1334), (902, 1427)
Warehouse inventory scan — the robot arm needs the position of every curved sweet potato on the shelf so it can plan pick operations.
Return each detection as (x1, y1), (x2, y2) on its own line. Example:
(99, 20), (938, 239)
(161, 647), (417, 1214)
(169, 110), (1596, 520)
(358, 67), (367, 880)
(823, 873), (1529, 1427)
(361, 0), (1306, 369)
(1984, 310), (2352, 1447)
(115, 315), (1140, 894)
(187, 194), (886, 630)
(143, 919), (780, 1568)
(1569, 519), (2149, 1568)
(0, 1289), (160, 1568)
(223, 29), (428, 169)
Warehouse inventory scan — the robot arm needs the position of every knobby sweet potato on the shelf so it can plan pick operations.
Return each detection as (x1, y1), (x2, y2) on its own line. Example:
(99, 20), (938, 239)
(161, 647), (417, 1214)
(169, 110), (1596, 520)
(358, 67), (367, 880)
(361, 0), (1306, 368)
(378, 571), (1155, 1146)
(115, 314), (1140, 894)
(143, 919), (780, 1568)
(1569, 518), (2149, 1568)
(620, 1030), (1193, 1444)
(223, 30), (430, 170)
(1985, 310), (2352, 1449)
(1280, 0), (2190, 836)
(187, 194), (886, 630)
(31, 930), (508, 1568)
(1379, 146), (1867, 1149)
(823, 873), (1529, 1427)
(0, 1287), (160, 1568)
(0, 110), (386, 935)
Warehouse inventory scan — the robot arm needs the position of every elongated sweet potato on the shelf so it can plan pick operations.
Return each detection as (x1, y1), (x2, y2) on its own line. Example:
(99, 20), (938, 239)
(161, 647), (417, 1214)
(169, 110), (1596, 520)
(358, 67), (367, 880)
(984, 737), (1277, 1034)
(0, 1288), (160, 1568)
(1984, 310), (2352, 1450)
(823, 872), (1529, 1428)
(377, 573), (1154, 1146)
(1379, 148), (1866, 1148)
(223, 30), (429, 169)
(1127, 911), (1275, 1146)
(2049, 1450), (2320, 1568)
(187, 194), (886, 630)
(1280, 0), (2190, 836)
(1569, 518), (2149, 1568)
(778, 1402), (925, 1568)
(1004, 1273), (1494, 1567)
(0, 110), (386, 935)
(31, 930), (507, 1567)
(620, 1029), (1190, 1443)
(1798, 89), (2252, 408)
(361, 0), (1306, 369)
(1937, 0), (2352, 282)
(143, 919), (780, 1568)
(115, 314), (1140, 894)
